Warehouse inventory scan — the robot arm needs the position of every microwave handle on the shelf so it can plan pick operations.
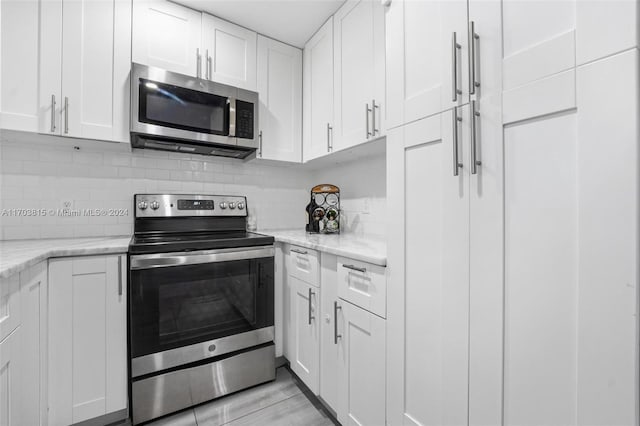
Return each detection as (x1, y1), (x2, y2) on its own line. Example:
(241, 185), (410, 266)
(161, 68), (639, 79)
(228, 97), (236, 137)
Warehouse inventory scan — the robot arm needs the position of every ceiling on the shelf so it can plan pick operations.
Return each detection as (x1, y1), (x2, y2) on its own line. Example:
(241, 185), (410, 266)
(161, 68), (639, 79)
(176, 0), (346, 48)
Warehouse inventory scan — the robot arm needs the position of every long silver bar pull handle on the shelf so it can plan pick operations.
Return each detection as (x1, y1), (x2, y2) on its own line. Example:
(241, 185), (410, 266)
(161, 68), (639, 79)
(372, 99), (379, 135)
(471, 101), (481, 175)
(452, 107), (462, 176)
(205, 49), (210, 79)
(365, 103), (372, 139)
(327, 123), (333, 152)
(258, 130), (263, 157)
(334, 301), (342, 344)
(64, 97), (69, 134)
(118, 256), (123, 296)
(196, 48), (201, 78)
(452, 32), (462, 102)
(308, 288), (315, 325)
(469, 21), (480, 95)
(50, 95), (56, 133)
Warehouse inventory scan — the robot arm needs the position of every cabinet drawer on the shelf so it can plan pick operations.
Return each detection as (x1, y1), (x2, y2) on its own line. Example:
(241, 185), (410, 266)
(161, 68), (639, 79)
(337, 257), (386, 318)
(288, 245), (319, 287)
(0, 274), (20, 342)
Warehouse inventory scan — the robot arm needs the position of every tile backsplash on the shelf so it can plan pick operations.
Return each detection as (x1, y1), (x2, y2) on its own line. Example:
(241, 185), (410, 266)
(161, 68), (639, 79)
(0, 131), (386, 240)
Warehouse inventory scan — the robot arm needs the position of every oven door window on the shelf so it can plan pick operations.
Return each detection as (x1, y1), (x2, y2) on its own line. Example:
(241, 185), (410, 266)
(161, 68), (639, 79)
(138, 78), (230, 135)
(130, 257), (274, 358)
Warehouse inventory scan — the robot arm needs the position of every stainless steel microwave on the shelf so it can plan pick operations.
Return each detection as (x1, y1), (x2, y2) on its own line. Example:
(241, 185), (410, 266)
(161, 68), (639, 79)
(130, 63), (259, 159)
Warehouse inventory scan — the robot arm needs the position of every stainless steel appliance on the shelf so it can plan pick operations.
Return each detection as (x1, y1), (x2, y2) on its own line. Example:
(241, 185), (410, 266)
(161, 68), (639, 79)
(130, 63), (259, 159)
(128, 194), (275, 424)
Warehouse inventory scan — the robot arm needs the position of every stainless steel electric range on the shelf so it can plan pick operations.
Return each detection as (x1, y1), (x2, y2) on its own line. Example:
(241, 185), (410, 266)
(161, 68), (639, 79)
(127, 194), (275, 425)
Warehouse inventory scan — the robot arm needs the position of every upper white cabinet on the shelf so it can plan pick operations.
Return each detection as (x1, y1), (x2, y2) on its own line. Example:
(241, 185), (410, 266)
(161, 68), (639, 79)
(257, 35), (302, 162)
(0, 0), (42, 132)
(333, 0), (385, 152)
(502, 0), (638, 100)
(49, 254), (127, 425)
(303, 18), (334, 162)
(132, 0), (202, 77)
(38, 0), (131, 143)
(202, 14), (257, 90)
(386, 0), (468, 129)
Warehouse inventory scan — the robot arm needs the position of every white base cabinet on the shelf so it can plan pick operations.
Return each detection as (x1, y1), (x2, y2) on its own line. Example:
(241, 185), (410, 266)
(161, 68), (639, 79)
(290, 276), (320, 394)
(282, 244), (387, 425)
(0, 261), (48, 426)
(48, 254), (127, 425)
(337, 300), (385, 426)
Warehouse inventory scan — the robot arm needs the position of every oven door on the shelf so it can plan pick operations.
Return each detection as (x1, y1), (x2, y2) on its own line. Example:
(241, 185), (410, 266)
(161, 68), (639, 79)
(129, 246), (274, 377)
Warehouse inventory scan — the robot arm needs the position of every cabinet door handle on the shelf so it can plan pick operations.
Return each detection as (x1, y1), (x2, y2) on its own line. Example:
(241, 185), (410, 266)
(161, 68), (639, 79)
(327, 123), (333, 152)
(451, 32), (462, 102)
(342, 264), (366, 273)
(308, 288), (315, 325)
(365, 103), (372, 139)
(258, 130), (263, 157)
(469, 21), (480, 95)
(196, 48), (202, 78)
(64, 97), (69, 134)
(205, 49), (210, 79)
(470, 100), (482, 175)
(291, 248), (308, 255)
(372, 99), (379, 135)
(452, 107), (462, 176)
(118, 256), (123, 296)
(334, 301), (342, 344)
(50, 95), (56, 133)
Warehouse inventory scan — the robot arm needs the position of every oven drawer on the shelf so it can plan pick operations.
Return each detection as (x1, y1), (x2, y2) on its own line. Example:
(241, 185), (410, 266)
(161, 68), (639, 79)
(131, 344), (275, 424)
(337, 257), (387, 318)
(288, 245), (319, 287)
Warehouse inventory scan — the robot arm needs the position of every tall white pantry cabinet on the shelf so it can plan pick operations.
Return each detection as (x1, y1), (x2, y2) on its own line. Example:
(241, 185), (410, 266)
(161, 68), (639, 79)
(386, 1), (639, 426)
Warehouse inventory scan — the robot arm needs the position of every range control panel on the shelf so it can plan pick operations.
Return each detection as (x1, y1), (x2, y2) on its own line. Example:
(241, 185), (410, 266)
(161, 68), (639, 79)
(135, 194), (247, 218)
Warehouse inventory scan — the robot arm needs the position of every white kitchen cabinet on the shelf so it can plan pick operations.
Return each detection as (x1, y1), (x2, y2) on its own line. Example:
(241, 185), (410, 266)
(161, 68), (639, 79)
(0, 0), (43, 132)
(0, 327), (21, 426)
(385, 0), (468, 129)
(501, 49), (639, 426)
(0, 273), (20, 343)
(290, 276), (320, 394)
(319, 253), (340, 412)
(49, 254), (127, 425)
(387, 109), (471, 426)
(19, 262), (48, 426)
(336, 300), (385, 426)
(202, 13), (257, 90)
(303, 18), (334, 161)
(257, 35), (302, 162)
(39, 0), (131, 142)
(333, 0), (385, 151)
(502, 0), (638, 101)
(132, 0), (202, 77)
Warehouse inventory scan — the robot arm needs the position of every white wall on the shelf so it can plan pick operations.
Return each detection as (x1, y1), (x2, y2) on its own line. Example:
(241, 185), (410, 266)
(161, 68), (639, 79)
(0, 131), (387, 240)
(310, 152), (386, 237)
(0, 131), (312, 240)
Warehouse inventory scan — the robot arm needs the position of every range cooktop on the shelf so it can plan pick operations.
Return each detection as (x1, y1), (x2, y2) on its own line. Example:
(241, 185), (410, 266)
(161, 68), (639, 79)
(129, 231), (274, 254)
(129, 194), (274, 254)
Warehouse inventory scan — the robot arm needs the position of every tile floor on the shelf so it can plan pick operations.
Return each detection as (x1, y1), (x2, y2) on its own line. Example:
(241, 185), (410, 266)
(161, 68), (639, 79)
(144, 367), (337, 426)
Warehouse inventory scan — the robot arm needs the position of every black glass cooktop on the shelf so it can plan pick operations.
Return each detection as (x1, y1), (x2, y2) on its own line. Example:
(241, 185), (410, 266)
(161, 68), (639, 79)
(129, 231), (274, 254)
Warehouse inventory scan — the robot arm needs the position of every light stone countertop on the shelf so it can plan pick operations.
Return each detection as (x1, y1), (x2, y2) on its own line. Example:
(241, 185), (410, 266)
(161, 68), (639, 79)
(262, 229), (387, 267)
(0, 229), (387, 280)
(0, 236), (130, 279)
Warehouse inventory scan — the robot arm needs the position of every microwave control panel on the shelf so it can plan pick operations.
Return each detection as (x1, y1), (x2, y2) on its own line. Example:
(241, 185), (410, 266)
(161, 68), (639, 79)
(235, 100), (254, 140)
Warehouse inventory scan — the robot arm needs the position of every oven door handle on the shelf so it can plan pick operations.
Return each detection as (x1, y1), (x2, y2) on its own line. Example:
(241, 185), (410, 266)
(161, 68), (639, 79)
(130, 246), (274, 270)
